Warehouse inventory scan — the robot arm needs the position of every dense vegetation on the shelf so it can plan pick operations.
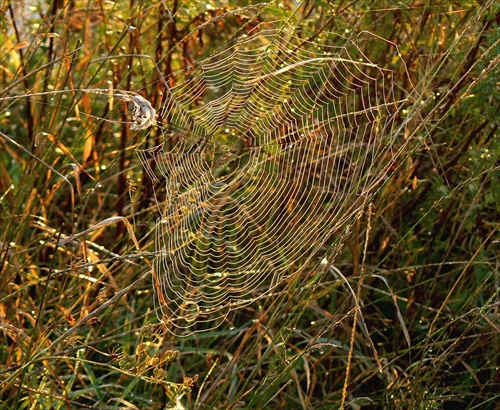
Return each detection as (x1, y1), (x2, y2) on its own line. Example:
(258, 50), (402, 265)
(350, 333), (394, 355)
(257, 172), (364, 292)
(0, 1), (498, 409)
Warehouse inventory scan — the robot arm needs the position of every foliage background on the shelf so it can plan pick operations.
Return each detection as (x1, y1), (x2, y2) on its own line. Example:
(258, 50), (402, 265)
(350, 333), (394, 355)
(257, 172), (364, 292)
(0, 1), (498, 409)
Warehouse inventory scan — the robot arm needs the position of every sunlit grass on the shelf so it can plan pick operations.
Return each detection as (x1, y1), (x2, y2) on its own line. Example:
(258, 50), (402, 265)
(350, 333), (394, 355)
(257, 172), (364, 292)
(1, 1), (498, 409)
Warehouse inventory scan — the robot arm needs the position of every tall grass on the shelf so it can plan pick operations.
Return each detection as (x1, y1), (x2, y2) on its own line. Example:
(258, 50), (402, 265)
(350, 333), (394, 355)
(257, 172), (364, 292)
(1, 1), (498, 409)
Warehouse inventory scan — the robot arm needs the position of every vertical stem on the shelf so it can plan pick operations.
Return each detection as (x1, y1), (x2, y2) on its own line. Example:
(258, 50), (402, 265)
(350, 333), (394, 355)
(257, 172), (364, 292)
(8, 2), (34, 141)
(341, 203), (373, 408)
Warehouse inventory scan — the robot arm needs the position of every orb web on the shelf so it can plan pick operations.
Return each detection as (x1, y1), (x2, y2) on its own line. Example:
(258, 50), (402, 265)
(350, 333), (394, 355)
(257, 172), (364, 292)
(137, 24), (407, 335)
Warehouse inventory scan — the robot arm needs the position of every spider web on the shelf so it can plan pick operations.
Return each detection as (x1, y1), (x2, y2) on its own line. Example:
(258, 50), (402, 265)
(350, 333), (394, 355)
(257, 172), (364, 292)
(137, 23), (408, 335)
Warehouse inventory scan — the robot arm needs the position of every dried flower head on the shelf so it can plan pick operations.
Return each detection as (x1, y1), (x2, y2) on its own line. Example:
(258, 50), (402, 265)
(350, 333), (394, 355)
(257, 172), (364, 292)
(110, 91), (157, 130)
(129, 94), (157, 130)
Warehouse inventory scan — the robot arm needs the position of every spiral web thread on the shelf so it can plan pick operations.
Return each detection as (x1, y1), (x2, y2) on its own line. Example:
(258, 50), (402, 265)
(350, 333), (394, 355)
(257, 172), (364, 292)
(137, 24), (408, 335)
